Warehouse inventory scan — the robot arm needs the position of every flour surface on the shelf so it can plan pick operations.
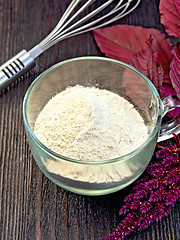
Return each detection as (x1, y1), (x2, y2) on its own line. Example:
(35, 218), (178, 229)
(34, 85), (148, 161)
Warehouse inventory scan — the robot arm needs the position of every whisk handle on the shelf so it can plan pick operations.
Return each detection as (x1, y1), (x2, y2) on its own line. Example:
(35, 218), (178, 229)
(0, 50), (35, 92)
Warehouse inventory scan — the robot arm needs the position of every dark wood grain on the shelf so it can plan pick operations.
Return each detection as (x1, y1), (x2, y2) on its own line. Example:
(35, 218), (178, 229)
(0, 0), (179, 239)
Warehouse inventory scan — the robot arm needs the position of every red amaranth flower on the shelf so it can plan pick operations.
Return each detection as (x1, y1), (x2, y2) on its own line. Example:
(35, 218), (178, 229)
(100, 135), (180, 240)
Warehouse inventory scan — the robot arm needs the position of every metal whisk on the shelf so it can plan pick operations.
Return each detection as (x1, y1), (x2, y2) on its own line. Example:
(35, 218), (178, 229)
(0, 0), (141, 91)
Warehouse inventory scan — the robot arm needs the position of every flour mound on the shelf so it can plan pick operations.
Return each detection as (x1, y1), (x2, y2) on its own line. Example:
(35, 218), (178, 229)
(34, 85), (148, 161)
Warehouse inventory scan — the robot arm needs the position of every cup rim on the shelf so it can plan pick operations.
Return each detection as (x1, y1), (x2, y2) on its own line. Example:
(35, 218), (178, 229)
(23, 56), (163, 164)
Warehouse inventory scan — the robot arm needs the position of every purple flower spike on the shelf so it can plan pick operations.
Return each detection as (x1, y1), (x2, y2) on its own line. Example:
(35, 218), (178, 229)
(140, 201), (152, 213)
(144, 179), (159, 191)
(101, 135), (180, 240)
(119, 205), (130, 215)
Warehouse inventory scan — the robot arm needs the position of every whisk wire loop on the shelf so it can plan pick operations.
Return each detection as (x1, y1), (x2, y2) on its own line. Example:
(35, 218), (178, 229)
(39, 0), (114, 49)
(39, 0), (141, 51)
(47, 1), (128, 47)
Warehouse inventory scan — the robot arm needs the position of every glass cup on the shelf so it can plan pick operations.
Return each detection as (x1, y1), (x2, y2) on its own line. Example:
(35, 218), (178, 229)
(23, 57), (180, 196)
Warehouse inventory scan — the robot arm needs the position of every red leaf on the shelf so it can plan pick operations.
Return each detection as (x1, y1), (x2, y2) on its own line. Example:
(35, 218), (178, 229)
(93, 24), (179, 119)
(163, 84), (176, 96)
(131, 39), (164, 97)
(174, 0), (180, 15)
(170, 43), (180, 99)
(122, 65), (155, 112)
(121, 39), (163, 112)
(163, 84), (180, 118)
(163, 43), (180, 119)
(160, 0), (180, 38)
(93, 25), (172, 66)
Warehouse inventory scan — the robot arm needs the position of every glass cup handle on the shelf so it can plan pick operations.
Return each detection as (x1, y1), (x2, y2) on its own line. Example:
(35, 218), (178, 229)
(158, 95), (180, 142)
